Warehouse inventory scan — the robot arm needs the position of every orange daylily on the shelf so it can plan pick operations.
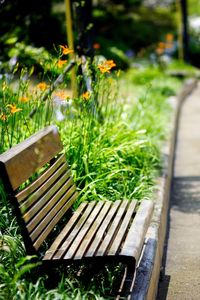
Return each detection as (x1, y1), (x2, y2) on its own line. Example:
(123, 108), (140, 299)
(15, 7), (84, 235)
(57, 59), (67, 68)
(165, 33), (174, 42)
(106, 60), (116, 68)
(54, 91), (70, 100)
(82, 91), (90, 100)
(7, 104), (22, 114)
(60, 45), (74, 55)
(98, 60), (116, 74)
(158, 42), (165, 49)
(37, 82), (49, 91)
(98, 65), (111, 73)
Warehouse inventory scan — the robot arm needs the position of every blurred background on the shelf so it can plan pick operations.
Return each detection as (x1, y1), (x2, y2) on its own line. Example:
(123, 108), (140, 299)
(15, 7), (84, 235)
(0, 0), (200, 75)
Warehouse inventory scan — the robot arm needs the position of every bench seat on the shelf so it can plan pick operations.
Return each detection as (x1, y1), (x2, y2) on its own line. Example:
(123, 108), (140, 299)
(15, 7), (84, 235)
(43, 199), (152, 265)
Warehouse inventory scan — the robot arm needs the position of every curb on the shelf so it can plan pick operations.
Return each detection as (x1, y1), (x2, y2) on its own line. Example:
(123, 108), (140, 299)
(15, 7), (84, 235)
(131, 78), (198, 300)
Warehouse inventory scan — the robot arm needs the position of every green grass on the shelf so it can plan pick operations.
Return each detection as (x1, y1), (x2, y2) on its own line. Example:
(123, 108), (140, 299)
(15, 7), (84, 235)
(0, 60), (182, 299)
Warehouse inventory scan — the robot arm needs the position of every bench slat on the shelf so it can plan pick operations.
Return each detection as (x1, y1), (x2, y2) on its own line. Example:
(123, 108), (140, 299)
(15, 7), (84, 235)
(95, 200), (129, 257)
(27, 176), (74, 232)
(43, 202), (88, 260)
(31, 185), (76, 241)
(19, 163), (68, 214)
(34, 191), (78, 250)
(17, 154), (66, 202)
(53, 201), (97, 259)
(85, 200), (121, 258)
(0, 125), (63, 190)
(74, 201), (112, 260)
(22, 170), (71, 222)
(64, 201), (105, 260)
(108, 200), (137, 256)
(120, 200), (154, 263)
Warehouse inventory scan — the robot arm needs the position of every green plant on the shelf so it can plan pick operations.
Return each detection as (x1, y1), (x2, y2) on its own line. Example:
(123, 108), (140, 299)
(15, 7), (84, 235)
(0, 54), (182, 299)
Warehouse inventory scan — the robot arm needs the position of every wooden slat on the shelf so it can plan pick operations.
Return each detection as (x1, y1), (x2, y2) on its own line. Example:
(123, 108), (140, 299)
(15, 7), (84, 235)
(85, 200), (121, 258)
(53, 201), (97, 260)
(22, 170), (71, 222)
(26, 177), (74, 232)
(64, 201), (105, 260)
(31, 185), (76, 241)
(43, 202), (88, 260)
(95, 200), (129, 257)
(74, 201), (112, 260)
(20, 164), (69, 214)
(16, 154), (66, 202)
(108, 200), (137, 256)
(0, 125), (63, 190)
(120, 200), (154, 263)
(33, 191), (78, 250)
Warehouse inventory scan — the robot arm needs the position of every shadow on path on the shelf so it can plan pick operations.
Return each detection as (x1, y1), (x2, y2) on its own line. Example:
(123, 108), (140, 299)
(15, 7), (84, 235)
(157, 176), (200, 299)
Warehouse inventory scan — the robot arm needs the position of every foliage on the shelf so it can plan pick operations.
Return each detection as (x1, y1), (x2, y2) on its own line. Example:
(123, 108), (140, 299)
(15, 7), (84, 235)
(0, 45), (183, 299)
(188, 0), (200, 15)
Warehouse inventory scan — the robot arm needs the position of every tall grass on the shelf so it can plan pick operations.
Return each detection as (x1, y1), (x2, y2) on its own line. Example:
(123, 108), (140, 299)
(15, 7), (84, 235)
(0, 56), (182, 299)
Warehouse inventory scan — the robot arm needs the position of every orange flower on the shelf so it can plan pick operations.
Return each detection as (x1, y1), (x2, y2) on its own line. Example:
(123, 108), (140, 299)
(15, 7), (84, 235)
(106, 60), (116, 68)
(158, 42), (165, 49)
(57, 59), (67, 68)
(54, 91), (70, 100)
(37, 82), (49, 91)
(82, 91), (90, 100)
(7, 104), (22, 114)
(93, 43), (101, 50)
(97, 60), (116, 74)
(60, 45), (74, 55)
(98, 65), (111, 73)
(19, 96), (29, 103)
(0, 114), (7, 121)
(165, 33), (174, 42)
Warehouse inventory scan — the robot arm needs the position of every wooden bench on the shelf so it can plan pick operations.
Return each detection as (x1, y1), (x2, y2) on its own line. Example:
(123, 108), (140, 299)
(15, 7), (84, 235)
(0, 125), (153, 279)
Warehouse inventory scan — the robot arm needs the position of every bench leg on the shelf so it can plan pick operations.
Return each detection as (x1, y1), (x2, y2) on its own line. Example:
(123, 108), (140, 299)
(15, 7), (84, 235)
(114, 264), (135, 299)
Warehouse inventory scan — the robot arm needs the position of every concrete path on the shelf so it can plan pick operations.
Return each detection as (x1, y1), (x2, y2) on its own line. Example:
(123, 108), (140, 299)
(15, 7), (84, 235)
(157, 82), (200, 299)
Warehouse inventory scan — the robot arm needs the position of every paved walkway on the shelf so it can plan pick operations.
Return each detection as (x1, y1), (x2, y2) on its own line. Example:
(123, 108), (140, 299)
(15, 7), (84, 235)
(157, 82), (200, 299)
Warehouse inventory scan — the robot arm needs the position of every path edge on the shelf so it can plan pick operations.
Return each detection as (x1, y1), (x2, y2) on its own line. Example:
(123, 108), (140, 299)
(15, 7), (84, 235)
(131, 78), (198, 300)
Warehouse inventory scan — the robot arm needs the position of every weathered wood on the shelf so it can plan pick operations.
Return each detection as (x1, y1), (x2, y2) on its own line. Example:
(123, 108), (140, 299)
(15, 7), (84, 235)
(64, 201), (105, 260)
(96, 201), (129, 257)
(17, 154), (67, 202)
(26, 176), (75, 232)
(31, 185), (77, 243)
(74, 201), (112, 260)
(120, 200), (154, 263)
(108, 200), (137, 256)
(53, 201), (97, 259)
(20, 166), (70, 215)
(34, 192), (78, 250)
(85, 200), (121, 258)
(43, 201), (88, 260)
(0, 124), (154, 293)
(0, 125), (63, 190)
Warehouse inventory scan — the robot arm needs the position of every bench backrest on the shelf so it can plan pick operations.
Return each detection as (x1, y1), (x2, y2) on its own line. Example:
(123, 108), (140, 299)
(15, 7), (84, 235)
(0, 125), (78, 254)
